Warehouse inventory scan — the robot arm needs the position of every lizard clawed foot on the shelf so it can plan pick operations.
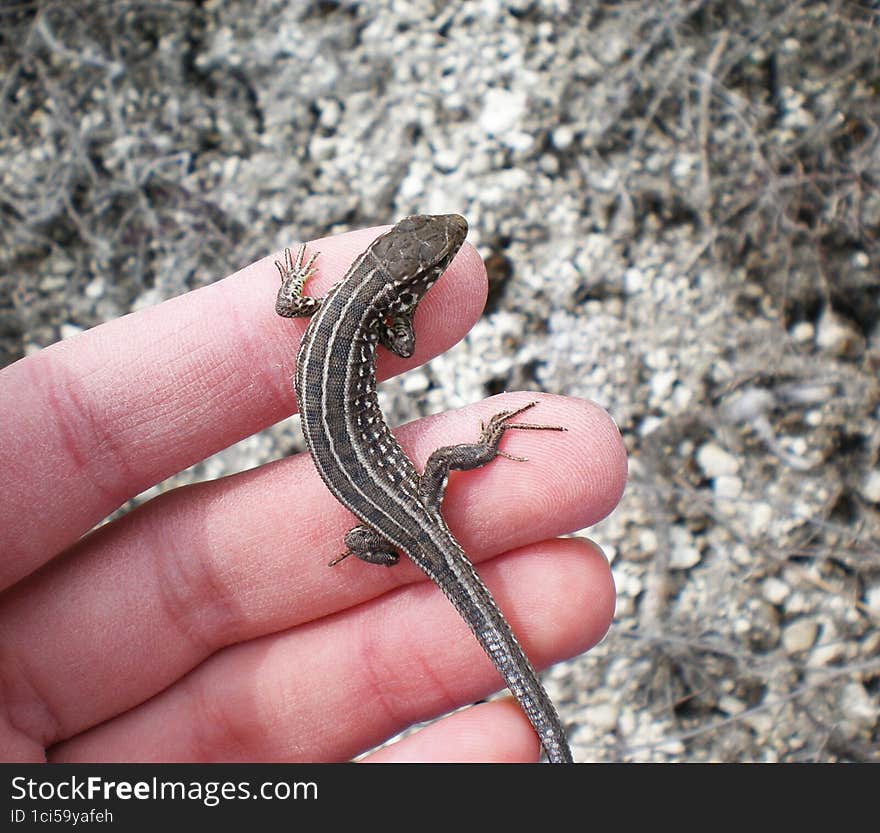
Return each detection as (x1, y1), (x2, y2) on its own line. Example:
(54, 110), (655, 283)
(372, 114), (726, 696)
(479, 400), (566, 460)
(328, 550), (353, 567)
(275, 244), (322, 318)
(275, 244), (318, 285)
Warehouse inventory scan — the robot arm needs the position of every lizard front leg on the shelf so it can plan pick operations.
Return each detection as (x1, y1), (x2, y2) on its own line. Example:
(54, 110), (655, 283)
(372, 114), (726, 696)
(275, 244), (322, 318)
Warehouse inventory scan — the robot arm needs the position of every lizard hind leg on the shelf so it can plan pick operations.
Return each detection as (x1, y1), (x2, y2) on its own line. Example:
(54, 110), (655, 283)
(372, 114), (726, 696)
(418, 400), (566, 512)
(329, 524), (400, 567)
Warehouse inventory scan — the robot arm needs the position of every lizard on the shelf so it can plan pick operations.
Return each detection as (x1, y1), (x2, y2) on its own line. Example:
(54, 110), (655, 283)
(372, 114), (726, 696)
(274, 213), (573, 763)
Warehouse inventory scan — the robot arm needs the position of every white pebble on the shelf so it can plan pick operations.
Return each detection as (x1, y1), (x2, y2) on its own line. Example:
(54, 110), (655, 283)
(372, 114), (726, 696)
(808, 641), (846, 667)
(60, 323), (84, 340)
(748, 503), (773, 537)
(669, 525), (703, 570)
(782, 618), (818, 654)
(718, 695), (746, 716)
(815, 308), (862, 357)
(713, 475), (742, 499)
(789, 321), (814, 342)
(551, 125), (575, 149)
(860, 470), (880, 504)
(841, 682), (878, 729)
(732, 543), (753, 566)
(864, 583), (880, 617)
(401, 370), (429, 394)
(669, 543), (701, 570)
(761, 577), (790, 605)
(479, 88), (526, 136)
(696, 442), (740, 477)
(623, 267), (646, 293)
(650, 369), (677, 403)
(587, 702), (619, 733)
(638, 528), (658, 555)
(84, 277), (105, 299)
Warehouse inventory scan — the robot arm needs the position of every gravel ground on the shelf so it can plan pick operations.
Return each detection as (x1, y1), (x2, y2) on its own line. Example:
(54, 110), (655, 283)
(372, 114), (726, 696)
(1, 1), (878, 761)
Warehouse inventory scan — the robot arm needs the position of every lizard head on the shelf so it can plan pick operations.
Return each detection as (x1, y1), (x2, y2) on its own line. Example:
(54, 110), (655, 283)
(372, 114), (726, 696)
(372, 214), (468, 358)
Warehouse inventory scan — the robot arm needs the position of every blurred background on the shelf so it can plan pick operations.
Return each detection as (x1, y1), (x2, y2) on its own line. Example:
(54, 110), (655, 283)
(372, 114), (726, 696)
(1, 0), (877, 761)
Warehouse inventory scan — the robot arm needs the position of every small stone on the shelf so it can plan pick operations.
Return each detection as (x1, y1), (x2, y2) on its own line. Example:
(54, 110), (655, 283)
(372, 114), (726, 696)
(401, 370), (429, 394)
(718, 695), (746, 716)
(669, 544), (701, 570)
(506, 131), (534, 153)
(782, 618), (818, 654)
(671, 384), (693, 410)
(863, 629), (880, 656)
(649, 369), (676, 403)
(840, 682), (878, 730)
(623, 267), (646, 293)
(864, 583), (880, 617)
(316, 97), (341, 129)
(784, 590), (811, 615)
(587, 702), (619, 733)
(644, 347), (670, 370)
(479, 88), (526, 136)
(617, 707), (636, 737)
(790, 321), (814, 342)
(669, 525), (703, 570)
(815, 308), (863, 357)
(731, 543), (752, 566)
(860, 470), (880, 504)
(696, 442), (740, 477)
(613, 565), (643, 597)
(551, 125), (575, 149)
(713, 474), (742, 499)
(60, 323), (84, 340)
(538, 153), (558, 174)
(761, 577), (790, 605)
(132, 288), (164, 312)
(721, 387), (774, 424)
(433, 149), (459, 173)
(808, 641), (846, 667)
(743, 710), (775, 737)
(637, 528), (658, 555)
(40, 274), (66, 292)
(638, 415), (662, 436)
(747, 503), (773, 537)
(84, 277), (105, 299)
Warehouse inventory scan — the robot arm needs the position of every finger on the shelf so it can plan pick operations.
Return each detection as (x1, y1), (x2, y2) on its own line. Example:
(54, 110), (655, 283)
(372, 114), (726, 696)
(1, 393), (624, 749)
(362, 701), (542, 763)
(0, 227), (486, 588)
(49, 537), (614, 762)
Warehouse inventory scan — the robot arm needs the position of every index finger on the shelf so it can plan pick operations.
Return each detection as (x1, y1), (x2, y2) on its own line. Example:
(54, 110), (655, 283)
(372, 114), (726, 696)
(0, 226), (487, 588)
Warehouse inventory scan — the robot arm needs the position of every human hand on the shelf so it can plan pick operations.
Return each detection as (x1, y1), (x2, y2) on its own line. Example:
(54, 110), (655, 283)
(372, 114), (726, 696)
(0, 225), (624, 762)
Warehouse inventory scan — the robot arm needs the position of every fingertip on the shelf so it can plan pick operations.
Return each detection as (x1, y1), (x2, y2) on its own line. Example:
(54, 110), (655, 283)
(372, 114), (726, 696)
(362, 700), (541, 763)
(566, 537), (617, 651)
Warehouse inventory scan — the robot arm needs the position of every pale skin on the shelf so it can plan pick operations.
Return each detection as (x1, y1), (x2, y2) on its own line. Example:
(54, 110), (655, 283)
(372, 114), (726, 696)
(0, 225), (625, 762)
